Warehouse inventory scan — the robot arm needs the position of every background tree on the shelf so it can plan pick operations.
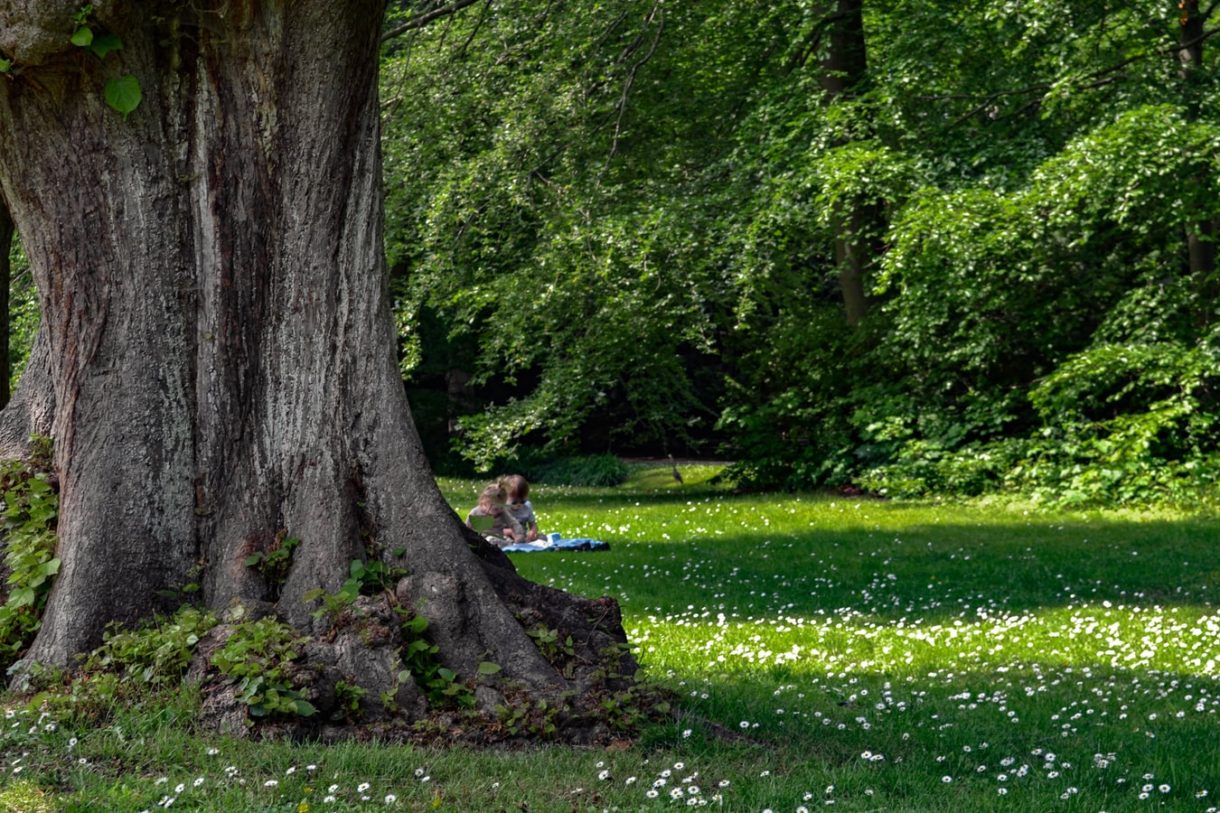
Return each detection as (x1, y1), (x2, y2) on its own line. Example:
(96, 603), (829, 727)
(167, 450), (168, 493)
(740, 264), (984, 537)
(380, 0), (1220, 505)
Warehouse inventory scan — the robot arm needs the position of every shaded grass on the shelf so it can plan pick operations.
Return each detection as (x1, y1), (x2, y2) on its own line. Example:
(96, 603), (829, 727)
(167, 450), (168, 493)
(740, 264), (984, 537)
(2, 466), (1218, 811)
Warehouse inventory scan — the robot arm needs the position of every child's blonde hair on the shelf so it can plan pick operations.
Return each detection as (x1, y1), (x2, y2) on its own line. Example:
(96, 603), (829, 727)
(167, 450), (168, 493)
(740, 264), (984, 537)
(477, 482), (507, 512)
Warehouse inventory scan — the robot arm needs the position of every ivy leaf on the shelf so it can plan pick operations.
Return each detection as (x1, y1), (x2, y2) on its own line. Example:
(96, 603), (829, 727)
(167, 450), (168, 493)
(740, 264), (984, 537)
(71, 26), (94, 48)
(477, 661), (501, 676)
(293, 699), (317, 716)
(89, 33), (122, 59)
(104, 74), (142, 118)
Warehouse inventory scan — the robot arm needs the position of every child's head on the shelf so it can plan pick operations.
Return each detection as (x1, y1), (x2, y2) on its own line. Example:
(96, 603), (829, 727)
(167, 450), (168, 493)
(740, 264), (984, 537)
(501, 474), (530, 503)
(477, 482), (507, 512)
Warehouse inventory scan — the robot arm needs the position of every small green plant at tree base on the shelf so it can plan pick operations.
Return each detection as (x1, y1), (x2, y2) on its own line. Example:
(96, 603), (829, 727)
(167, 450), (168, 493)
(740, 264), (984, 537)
(304, 558), (406, 621)
(495, 697), (562, 738)
(209, 617), (316, 718)
(244, 533), (300, 593)
(526, 625), (574, 664)
(333, 680), (367, 720)
(0, 435), (60, 670)
(397, 611), (474, 708)
(84, 606), (218, 687)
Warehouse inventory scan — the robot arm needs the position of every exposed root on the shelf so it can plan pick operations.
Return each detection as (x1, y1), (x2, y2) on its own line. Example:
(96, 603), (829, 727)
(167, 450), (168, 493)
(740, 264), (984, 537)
(186, 578), (663, 746)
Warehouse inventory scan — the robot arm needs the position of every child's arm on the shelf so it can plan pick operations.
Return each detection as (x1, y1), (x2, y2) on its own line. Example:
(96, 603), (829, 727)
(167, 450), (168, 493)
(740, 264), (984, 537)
(504, 512), (525, 541)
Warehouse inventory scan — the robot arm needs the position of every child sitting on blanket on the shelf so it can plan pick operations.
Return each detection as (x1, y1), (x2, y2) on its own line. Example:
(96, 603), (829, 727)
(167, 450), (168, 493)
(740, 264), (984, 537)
(466, 482), (524, 547)
(501, 474), (541, 542)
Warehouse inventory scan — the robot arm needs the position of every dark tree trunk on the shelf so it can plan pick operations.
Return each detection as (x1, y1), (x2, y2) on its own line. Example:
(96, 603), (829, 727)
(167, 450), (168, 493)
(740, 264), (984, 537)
(0, 1), (632, 725)
(1179, 0), (1218, 288)
(816, 0), (880, 326)
(0, 200), (11, 409)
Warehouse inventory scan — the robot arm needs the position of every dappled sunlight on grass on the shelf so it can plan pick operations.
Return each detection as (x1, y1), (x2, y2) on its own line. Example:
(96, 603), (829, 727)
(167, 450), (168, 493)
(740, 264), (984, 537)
(2, 472), (1217, 811)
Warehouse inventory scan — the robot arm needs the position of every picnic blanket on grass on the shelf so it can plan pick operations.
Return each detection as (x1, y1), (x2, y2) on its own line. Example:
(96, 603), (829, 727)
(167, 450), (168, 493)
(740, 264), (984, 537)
(501, 537), (609, 553)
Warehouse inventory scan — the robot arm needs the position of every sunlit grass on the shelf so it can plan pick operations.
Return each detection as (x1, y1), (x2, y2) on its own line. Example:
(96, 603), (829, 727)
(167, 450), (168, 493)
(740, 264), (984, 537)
(3, 466), (1219, 811)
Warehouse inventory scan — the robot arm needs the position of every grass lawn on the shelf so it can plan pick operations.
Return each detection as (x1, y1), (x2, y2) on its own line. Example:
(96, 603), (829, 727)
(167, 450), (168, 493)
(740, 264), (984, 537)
(3, 463), (1220, 812)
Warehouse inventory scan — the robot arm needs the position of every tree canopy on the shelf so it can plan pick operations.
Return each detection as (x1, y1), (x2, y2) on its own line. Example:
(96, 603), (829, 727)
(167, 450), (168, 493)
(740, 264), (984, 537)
(380, 0), (1220, 507)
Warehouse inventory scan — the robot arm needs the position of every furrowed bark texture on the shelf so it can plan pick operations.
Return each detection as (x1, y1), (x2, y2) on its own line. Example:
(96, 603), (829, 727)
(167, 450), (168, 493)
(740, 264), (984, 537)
(0, 1), (627, 711)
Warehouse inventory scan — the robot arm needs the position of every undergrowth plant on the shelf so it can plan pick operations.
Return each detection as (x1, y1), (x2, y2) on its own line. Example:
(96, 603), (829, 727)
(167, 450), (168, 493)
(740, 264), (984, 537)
(243, 532), (300, 596)
(85, 606), (218, 686)
(210, 617), (316, 718)
(398, 611), (475, 709)
(0, 435), (59, 671)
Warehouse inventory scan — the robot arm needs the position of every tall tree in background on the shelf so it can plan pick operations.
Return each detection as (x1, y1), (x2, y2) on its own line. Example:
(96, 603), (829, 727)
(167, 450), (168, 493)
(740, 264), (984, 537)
(816, 0), (879, 325)
(1179, 0), (1217, 288)
(0, 0), (631, 718)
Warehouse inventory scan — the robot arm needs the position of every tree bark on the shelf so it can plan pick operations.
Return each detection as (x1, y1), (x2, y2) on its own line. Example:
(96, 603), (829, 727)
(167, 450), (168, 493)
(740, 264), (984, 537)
(0, 200), (11, 409)
(816, 0), (880, 326)
(0, 1), (632, 723)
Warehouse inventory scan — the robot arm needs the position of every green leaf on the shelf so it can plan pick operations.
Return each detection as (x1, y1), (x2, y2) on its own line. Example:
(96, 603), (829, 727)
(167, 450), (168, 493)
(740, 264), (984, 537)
(0, 59), (11, 73)
(477, 661), (501, 676)
(436, 667), (456, 683)
(104, 74), (142, 118)
(40, 558), (60, 577)
(89, 33), (122, 59)
(71, 26), (93, 48)
(293, 699), (317, 716)
(405, 639), (432, 655)
(243, 554), (263, 567)
(397, 669), (411, 683)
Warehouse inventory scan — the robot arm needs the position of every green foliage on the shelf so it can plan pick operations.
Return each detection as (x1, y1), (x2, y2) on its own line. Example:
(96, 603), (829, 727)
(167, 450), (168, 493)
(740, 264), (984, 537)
(526, 625), (574, 664)
(209, 618), (316, 718)
(332, 680), (367, 720)
(397, 611), (473, 709)
(380, 0), (1220, 506)
(243, 533), (299, 591)
(0, 436), (59, 670)
(304, 558), (404, 621)
(514, 453), (630, 487)
(69, 4), (138, 115)
(103, 74), (142, 118)
(83, 606), (217, 686)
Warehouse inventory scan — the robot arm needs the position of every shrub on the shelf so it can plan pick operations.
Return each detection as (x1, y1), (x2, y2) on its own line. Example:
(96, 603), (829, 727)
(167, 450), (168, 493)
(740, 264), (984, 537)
(85, 606), (218, 687)
(523, 454), (630, 487)
(210, 617), (316, 718)
(0, 436), (59, 670)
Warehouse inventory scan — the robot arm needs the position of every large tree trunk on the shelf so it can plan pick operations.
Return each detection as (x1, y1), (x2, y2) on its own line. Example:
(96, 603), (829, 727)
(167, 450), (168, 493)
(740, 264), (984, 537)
(0, 2), (632, 727)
